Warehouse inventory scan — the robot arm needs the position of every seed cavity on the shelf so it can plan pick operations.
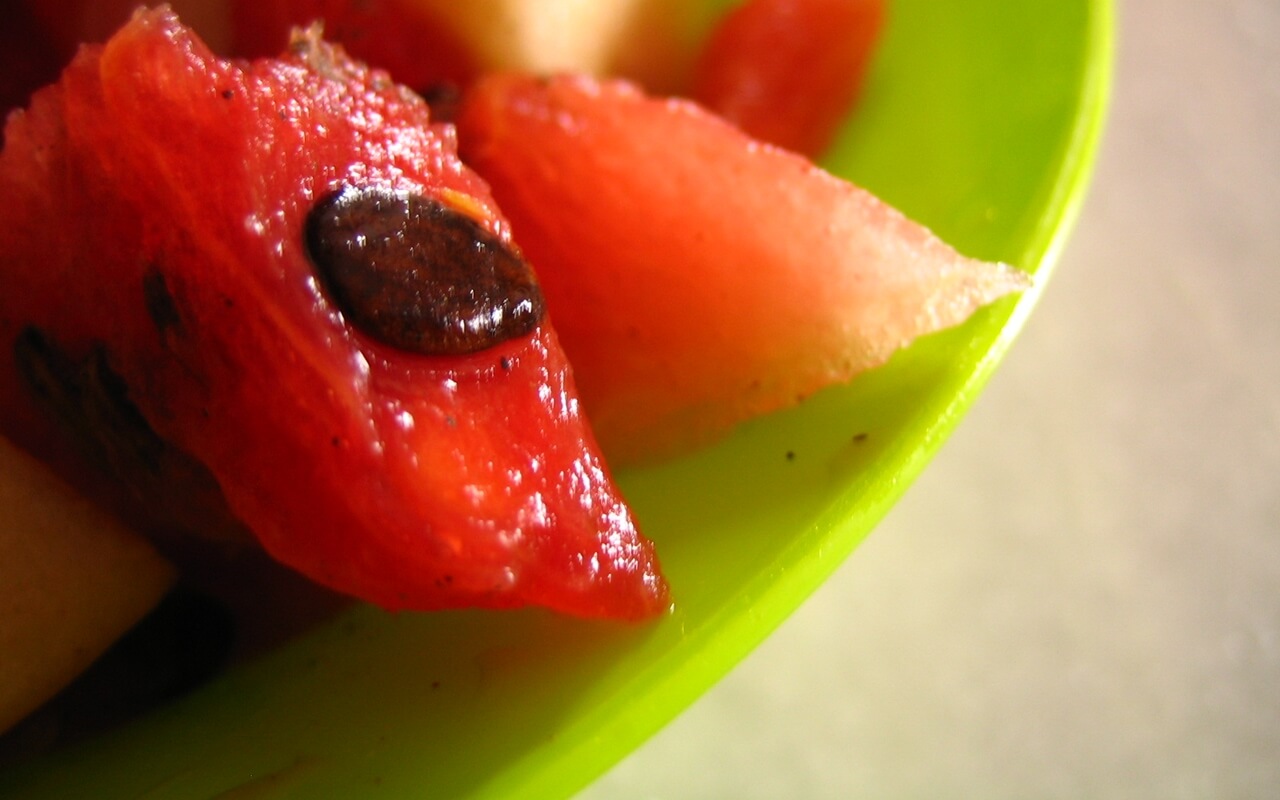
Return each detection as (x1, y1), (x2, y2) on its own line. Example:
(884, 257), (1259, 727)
(305, 185), (544, 356)
(143, 269), (183, 335)
(418, 82), (462, 123)
(14, 326), (168, 475)
(12, 327), (247, 546)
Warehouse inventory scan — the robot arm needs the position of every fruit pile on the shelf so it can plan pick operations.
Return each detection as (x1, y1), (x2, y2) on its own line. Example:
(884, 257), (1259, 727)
(0, 0), (1027, 736)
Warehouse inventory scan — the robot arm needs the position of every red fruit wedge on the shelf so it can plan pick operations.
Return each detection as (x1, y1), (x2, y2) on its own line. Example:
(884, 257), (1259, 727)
(456, 72), (1029, 465)
(230, 0), (478, 92)
(19, 0), (233, 58)
(0, 2), (62, 115)
(0, 10), (667, 620)
(691, 0), (886, 157)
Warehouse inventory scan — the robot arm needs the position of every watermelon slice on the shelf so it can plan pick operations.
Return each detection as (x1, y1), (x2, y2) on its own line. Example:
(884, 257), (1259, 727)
(690, 0), (886, 156)
(227, 0), (702, 98)
(456, 73), (1031, 464)
(19, 0), (233, 58)
(0, 2), (62, 116)
(0, 9), (667, 620)
(231, 0), (477, 93)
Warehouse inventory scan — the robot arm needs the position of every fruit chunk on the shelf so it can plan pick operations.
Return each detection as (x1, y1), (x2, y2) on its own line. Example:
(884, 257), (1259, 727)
(0, 435), (175, 734)
(406, 0), (685, 79)
(0, 10), (667, 620)
(0, 2), (62, 115)
(457, 73), (1030, 464)
(20, 0), (232, 58)
(691, 0), (886, 156)
(230, 0), (703, 95)
(231, 0), (477, 92)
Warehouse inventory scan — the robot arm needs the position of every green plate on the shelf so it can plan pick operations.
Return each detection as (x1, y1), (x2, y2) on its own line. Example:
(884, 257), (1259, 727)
(0, 0), (1112, 797)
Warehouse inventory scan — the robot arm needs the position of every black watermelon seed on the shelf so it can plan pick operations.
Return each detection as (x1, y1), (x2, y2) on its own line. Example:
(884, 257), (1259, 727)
(305, 185), (544, 356)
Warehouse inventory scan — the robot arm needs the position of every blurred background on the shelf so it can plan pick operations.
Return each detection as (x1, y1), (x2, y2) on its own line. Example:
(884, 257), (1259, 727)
(580, 0), (1279, 796)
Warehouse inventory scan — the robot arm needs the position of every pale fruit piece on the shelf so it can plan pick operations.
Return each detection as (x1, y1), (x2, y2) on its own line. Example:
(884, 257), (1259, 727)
(403, 0), (707, 92)
(0, 435), (176, 733)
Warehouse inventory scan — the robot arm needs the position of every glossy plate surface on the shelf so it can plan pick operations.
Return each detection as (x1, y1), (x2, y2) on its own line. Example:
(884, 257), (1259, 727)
(0, 0), (1111, 797)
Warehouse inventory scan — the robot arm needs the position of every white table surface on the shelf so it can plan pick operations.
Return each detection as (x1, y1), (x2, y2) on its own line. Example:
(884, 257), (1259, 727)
(579, 0), (1280, 796)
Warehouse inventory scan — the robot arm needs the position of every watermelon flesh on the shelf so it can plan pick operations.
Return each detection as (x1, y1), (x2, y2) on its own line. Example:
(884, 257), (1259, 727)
(0, 2), (63, 116)
(0, 10), (667, 620)
(230, 0), (478, 93)
(456, 73), (1031, 465)
(691, 0), (886, 157)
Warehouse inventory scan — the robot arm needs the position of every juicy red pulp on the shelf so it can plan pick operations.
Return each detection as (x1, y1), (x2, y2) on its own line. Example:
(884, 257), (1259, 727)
(0, 10), (667, 620)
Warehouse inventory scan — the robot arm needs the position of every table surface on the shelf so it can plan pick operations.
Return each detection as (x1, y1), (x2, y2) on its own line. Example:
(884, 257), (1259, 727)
(579, 0), (1280, 796)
